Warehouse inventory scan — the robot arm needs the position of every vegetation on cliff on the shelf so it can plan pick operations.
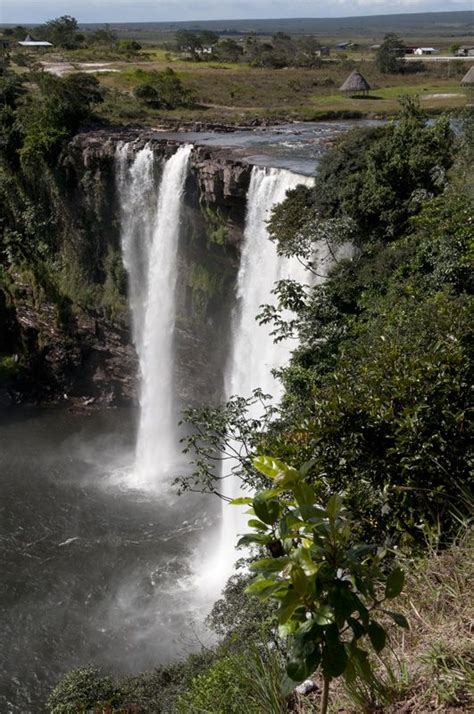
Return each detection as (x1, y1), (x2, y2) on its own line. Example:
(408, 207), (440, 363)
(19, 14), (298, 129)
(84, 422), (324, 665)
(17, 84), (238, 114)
(174, 101), (473, 711)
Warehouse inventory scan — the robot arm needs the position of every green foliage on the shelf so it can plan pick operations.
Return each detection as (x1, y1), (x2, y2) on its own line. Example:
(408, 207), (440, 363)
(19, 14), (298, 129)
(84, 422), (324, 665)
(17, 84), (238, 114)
(0, 354), (18, 381)
(177, 648), (286, 714)
(17, 72), (104, 163)
(177, 389), (278, 496)
(35, 15), (83, 49)
(207, 573), (277, 647)
(241, 456), (407, 711)
(101, 246), (127, 317)
(375, 33), (406, 74)
(117, 39), (142, 55)
(312, 99), (453, 241)
(134, 67), (192, 109)
(215, 39), (244, 63)
(47, 666), (121, 713)
(88, 24), (117, 46)
(2, 25), (28, 40)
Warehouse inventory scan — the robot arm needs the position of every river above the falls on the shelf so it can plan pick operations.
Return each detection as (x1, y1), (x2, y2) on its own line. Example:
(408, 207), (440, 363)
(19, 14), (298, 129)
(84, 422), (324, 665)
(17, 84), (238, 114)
(0, 407), (218, 713)
(156, 120), (379, 175)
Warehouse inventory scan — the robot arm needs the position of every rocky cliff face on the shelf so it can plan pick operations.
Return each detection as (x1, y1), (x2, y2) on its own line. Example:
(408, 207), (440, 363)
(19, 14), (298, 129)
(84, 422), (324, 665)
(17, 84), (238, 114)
(1, 129), (252, 410)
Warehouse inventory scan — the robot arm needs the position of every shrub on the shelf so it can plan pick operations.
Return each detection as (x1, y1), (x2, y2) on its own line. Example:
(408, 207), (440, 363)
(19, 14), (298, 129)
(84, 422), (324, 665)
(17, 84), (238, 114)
(47, 667), (122, 713)
(240, 456), (408, 713)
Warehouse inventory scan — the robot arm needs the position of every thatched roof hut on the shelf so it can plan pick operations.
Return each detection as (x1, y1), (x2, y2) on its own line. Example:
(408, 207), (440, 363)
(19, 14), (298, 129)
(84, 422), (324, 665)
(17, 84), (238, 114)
(461, 66), (474, 85)
(339, 70), (371, 96)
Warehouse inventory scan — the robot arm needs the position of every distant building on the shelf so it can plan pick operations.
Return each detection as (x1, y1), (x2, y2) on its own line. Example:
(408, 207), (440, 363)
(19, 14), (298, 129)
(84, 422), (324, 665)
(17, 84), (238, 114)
(414, 47), (439, 56)
(18, 34), (53, 48)
(336, 42), (349, 49)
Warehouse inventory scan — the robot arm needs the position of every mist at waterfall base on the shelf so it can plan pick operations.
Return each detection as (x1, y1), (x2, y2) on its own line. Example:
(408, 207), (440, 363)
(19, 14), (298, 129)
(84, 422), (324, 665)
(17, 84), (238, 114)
(0, 408), (219, 713)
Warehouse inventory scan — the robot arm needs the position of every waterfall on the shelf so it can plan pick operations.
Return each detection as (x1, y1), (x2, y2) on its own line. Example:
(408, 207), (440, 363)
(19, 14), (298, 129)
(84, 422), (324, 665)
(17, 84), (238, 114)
(207, 167), (315, 589)
(116, 143), (192, 488)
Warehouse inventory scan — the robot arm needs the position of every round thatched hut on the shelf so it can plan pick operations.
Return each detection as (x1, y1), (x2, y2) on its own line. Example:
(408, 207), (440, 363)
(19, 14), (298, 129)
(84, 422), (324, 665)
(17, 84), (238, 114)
(461, 66), (474, 85)
(339, 70), (371, 96)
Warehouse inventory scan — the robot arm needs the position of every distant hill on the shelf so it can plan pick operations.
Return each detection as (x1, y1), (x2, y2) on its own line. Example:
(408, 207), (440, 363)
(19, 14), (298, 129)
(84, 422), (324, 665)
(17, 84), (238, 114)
(79, 11), (473, 39)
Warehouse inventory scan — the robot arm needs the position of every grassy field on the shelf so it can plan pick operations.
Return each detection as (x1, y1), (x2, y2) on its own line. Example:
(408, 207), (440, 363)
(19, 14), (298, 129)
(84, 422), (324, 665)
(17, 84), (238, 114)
(10, 43), (473, 126)
(94, 55), (472, 124)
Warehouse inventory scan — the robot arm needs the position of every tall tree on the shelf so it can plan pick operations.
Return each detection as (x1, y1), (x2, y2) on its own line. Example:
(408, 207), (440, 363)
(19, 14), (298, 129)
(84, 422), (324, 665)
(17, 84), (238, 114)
(36, 15), (83, 49)
(375, 33), (406, 73)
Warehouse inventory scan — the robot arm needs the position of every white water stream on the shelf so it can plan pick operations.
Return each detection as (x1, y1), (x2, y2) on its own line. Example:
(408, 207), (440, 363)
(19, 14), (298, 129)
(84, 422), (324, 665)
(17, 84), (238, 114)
(116, 143), (192, 488)
(206, 166), (315, 590)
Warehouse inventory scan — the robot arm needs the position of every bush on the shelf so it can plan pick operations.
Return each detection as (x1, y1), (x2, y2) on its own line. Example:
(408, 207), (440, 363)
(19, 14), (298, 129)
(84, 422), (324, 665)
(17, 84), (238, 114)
(47, 667), (121, 713)
(134, 82), (162, 107)
(177, 649), (286, 714)
(133, 68), (192, 109)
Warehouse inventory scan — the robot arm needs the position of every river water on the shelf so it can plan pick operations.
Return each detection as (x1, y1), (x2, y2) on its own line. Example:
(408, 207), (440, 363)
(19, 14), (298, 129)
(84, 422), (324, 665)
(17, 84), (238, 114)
(0, 407), (217, 712)
(157, 120), (378, 174)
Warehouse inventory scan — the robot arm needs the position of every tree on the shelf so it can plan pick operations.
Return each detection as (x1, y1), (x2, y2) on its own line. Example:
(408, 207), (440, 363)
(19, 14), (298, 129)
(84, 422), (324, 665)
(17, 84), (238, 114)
(36, 15), (83, 49)
(375, 33), (406, 74)
(134, 83), (161, 107)
(310, 98), (453, 241)
(134, 68), (192, 110)
(18, 73), (104, 162)
(3, 26), (28, 40)
(175, 30), (202, 59)
(199, 30), (219, 47)
(117, 39), (142, 55)
(240, 456), (408, 713)
(296, 36), (323, 68)
(215, 38), (243, 63)
(89, 25), (117, 46)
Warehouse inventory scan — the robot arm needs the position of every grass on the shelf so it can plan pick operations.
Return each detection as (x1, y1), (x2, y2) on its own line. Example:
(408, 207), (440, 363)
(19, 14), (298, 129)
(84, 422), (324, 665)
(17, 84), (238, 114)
(94, 60), (470, 125)
(292, 526), (474, 713)
(12, 46), (471, 125)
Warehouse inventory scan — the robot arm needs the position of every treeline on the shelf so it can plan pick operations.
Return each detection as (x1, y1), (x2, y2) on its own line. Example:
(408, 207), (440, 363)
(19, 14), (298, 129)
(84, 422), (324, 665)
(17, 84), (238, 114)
(173, 30), (328, 68)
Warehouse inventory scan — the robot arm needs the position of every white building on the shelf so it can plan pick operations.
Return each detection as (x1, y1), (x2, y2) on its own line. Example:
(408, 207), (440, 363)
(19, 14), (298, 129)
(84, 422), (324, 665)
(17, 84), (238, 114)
(18, 34), (53, 48)
(414, 47), (439, 56)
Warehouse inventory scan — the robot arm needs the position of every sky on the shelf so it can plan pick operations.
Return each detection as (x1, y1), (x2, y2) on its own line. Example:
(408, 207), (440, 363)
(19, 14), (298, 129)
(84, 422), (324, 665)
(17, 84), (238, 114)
(0, 0), (471, 25)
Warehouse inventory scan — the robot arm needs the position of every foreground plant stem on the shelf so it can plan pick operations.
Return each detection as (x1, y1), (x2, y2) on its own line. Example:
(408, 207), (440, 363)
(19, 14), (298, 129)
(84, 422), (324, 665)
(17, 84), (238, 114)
(321, 677), (330, 714)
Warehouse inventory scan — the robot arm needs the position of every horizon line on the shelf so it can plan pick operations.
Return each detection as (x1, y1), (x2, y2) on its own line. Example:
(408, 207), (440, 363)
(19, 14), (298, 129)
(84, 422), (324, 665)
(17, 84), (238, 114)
(1, 9), (472, 27)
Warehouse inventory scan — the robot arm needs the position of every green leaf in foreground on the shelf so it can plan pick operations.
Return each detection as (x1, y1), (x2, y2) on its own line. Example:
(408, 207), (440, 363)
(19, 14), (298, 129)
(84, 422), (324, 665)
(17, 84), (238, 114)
(385, 567), (405, 599)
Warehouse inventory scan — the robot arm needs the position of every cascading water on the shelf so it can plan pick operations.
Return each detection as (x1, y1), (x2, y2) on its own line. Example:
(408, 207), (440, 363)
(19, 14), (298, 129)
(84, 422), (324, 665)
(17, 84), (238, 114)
(116, 143), (192, 488)
(207, 166), (315, 589)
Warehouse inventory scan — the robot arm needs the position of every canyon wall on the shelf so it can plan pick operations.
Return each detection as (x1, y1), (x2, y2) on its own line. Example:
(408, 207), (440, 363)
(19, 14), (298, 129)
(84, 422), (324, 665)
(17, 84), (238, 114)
(0, 130), (252, 409)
